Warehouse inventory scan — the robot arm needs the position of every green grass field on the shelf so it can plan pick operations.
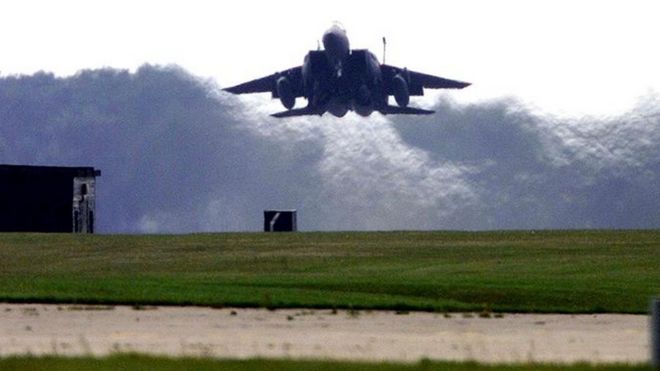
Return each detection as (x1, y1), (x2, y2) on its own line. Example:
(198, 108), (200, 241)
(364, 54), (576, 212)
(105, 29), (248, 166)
(0, 355), (652, 371)
(0, 230), (658, 313)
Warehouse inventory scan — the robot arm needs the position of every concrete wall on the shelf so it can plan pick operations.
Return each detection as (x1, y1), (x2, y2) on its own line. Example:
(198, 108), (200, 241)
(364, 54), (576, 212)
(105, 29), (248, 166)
(72, 176), (97, 233)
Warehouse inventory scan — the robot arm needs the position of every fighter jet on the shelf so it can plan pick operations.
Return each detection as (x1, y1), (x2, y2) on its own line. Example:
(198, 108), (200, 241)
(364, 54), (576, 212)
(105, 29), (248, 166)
(223, 24), (470, 118)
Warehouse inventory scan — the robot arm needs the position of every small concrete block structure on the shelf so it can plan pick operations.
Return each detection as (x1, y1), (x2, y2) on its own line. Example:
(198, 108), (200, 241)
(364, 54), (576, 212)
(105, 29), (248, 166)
(264, 209), (297, 232)
(0, 164), (101, 233)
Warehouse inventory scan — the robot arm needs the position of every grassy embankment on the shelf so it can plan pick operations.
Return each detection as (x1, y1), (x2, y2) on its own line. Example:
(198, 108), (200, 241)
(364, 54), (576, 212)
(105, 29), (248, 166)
(0, 355), (653, 371)
(0, 230), (658, 313)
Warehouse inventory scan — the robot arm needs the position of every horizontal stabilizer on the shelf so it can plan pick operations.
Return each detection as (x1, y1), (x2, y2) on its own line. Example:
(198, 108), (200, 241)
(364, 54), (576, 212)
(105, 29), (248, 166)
(271, 106), (323, 118)
(379, 105), (435, 115)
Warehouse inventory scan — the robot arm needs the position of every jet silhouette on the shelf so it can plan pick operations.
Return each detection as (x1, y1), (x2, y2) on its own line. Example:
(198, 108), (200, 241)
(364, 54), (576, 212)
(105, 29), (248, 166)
(224, 24), (470, 118)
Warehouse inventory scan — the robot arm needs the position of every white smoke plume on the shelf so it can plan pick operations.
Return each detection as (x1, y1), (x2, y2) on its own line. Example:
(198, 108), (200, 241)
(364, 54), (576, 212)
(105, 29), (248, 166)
(0, 66), (658, 232)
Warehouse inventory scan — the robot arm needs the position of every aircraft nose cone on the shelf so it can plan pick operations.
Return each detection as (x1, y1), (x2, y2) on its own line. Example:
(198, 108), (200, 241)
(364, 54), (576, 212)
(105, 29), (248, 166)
(322, 32), (339, 51)
(322, 29), (349, 62)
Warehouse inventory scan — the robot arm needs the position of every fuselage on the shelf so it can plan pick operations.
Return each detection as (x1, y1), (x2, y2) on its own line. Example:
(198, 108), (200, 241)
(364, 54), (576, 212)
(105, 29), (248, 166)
(305, 25), (385, 117)
(322, 24), (350, 74)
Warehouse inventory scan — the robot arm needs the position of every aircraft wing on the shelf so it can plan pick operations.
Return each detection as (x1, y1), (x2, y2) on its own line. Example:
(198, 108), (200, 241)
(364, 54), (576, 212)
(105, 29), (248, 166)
(381, 64), (470, 96)
(223, 66), (304, 98)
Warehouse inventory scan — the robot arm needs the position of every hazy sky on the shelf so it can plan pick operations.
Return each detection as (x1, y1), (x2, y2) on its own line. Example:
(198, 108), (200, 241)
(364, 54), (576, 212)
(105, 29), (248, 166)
(2, 0), (660, 117)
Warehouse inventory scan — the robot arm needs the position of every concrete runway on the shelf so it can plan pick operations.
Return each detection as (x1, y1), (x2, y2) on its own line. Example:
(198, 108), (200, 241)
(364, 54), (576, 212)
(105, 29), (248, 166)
(0, 304), (649, 363)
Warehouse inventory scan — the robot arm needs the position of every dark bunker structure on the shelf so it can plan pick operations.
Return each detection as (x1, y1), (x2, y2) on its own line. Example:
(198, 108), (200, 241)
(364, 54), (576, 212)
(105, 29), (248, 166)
(264, 209), (297, 232)
(0, 164), (101, 233)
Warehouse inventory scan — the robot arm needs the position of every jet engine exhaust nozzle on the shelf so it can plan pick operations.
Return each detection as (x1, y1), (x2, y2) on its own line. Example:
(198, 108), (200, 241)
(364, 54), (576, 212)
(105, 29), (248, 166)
(355, 85), (374, 116)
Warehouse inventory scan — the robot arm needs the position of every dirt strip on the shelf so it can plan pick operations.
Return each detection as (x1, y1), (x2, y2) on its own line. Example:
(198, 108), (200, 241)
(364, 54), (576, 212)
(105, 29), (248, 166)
(0, 304), (649, 363)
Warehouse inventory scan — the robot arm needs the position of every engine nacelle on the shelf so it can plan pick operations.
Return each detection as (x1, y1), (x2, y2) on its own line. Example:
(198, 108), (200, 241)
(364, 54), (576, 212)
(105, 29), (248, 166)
(392, 74), (410, 107)
(276, 76), (296, 109)
(327, 101), (348, 117)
